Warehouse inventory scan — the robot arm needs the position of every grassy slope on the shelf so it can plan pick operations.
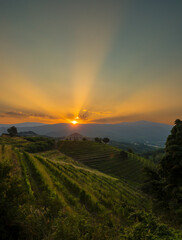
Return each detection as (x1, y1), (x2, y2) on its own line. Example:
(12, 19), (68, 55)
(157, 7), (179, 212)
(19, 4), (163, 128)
(58, 141), (154, 186)
(1, 141), (181, 239)
(0, 145), (147, 238)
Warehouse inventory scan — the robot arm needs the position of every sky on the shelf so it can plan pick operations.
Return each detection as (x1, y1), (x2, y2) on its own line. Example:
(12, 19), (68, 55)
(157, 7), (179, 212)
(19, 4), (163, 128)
(0, 0), (182, 124)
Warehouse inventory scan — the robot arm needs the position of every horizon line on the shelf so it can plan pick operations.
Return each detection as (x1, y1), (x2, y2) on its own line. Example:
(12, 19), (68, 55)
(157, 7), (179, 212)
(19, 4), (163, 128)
(0, 120), (174, 126)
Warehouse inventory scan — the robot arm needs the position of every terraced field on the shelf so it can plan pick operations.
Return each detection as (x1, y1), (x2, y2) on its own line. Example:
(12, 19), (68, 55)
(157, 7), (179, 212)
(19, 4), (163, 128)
(0, 144), (147, 239)
(1, 142), (181, 239)
(58, 141), (155, 186)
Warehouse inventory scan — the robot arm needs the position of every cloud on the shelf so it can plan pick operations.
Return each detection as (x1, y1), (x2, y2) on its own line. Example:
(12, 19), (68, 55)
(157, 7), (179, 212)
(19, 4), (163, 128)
(66, 113), (75, 119)
(78, 109), (90, 120)
(74, 109), (113, 122)
(92, 107), (182, 124)
(91, 111), (112, 116)
(92, 114), (142, 124)
(5, 112), (26, 117)
(0, 111), (59, 120)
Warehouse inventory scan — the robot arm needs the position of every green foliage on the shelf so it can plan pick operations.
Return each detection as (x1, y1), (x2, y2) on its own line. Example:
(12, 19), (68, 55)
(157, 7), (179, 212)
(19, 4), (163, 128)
(24, 137), (55, 153)
(120, 150), (128, 159)
(128, 148), (134, 153)
(143, 119), (182, 222)
(142, 148), (165, 164)
(0, 158), (28, 239)
(160, 120), (182, 218)
(16, 150), (34, 197)
(128, 212), (179, 240)
(102, 137), (110, 144)
(94, 137), (102, 143)
(25, 136), (48, 142)
(58, 141), (154, 186)
(0, 141), (182, 239)
(7, 126), (17, 137)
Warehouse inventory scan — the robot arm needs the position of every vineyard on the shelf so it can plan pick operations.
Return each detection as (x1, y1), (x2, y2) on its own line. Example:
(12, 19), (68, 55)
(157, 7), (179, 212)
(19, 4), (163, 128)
(58, 141), (155, 186)
(0, 141), (181, 239)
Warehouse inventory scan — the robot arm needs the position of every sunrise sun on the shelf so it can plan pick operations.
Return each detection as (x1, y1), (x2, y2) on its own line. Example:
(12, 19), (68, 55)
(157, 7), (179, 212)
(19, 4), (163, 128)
(72, 120), (78, 125)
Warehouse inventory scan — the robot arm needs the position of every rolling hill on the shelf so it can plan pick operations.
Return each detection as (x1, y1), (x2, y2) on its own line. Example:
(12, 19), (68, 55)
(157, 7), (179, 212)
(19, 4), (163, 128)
(0, 121), (173, 146)
(0, 137), (181, 239)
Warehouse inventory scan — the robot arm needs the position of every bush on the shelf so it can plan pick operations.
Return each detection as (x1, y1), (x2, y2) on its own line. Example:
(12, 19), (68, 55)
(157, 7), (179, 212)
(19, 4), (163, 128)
(24, 138), (55, 153)
(120, 150), (128, 159)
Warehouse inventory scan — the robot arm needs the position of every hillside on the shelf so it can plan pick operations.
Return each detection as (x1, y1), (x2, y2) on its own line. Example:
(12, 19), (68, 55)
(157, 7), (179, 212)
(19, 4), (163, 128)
(1, 143), (181, 239)
(58, 141), (155, 186)
(1, 137), (182, 239)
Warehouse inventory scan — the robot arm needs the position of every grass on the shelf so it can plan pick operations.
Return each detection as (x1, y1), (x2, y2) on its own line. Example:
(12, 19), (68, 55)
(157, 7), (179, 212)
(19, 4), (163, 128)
(0, 144), (147, 235)
(1, 139), (181, 239)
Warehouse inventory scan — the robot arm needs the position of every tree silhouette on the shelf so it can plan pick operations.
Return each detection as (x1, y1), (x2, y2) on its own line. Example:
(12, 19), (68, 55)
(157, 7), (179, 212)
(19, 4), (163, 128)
(143, 119), (182, 220)
(7, 126), (17, 137)
(174, 119), (182, 125)
(120, 150), (128, 159)
(159, 119), (182, 210)
(128, 148), (133, 153)
(102, 137), (110, 144)
(94, 137), (102, 143)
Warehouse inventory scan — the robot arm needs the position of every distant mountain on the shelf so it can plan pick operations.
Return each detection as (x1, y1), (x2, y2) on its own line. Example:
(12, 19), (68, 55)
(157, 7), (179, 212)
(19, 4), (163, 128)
(0, 121), (173, 147)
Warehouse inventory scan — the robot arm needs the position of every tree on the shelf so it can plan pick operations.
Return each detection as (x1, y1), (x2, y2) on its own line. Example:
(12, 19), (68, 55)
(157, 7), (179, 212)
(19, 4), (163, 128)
(120, 150), (128, 159)
(128, 148), (133, 153)
(143, 119), (182, 220)
(94, 137), (102, 143)
(102, 137), (110, 144)
(159, 119), (182, 212)
(174, 119), (182, 125)
(7, 126), (17, 137)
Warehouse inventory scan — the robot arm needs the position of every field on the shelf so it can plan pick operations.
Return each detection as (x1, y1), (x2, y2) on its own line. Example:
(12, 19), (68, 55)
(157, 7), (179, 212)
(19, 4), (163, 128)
(0, 138), (181, 239)
(58, 141), (155, 186)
